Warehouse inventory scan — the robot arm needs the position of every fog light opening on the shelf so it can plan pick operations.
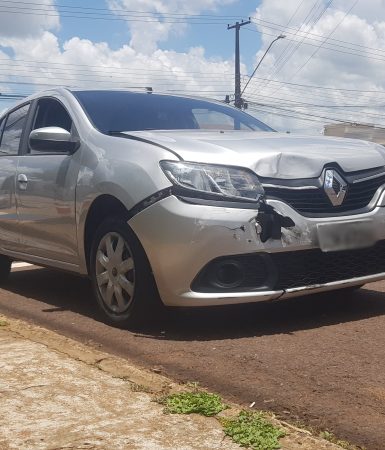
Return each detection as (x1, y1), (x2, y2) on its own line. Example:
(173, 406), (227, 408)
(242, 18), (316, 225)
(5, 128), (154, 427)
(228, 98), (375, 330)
(211, 260), (245, 289)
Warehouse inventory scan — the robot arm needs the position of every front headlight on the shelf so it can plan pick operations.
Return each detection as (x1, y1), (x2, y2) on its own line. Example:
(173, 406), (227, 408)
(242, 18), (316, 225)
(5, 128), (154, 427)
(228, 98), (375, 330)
(160, 160), (264, 205)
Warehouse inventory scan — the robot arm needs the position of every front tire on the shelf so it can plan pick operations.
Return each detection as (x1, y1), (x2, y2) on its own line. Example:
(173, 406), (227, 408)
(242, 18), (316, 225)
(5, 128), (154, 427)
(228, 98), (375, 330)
(90, 217), (162, 328)
(0, 255), (11, 283)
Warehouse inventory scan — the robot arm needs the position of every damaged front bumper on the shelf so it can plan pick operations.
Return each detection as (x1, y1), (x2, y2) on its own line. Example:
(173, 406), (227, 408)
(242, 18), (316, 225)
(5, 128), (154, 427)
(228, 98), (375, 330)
(128, 195), (385, 307)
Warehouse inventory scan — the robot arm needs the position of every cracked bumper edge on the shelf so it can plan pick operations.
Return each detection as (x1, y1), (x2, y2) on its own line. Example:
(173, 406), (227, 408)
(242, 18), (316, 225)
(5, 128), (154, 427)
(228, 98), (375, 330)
(128, 195), (385, 307)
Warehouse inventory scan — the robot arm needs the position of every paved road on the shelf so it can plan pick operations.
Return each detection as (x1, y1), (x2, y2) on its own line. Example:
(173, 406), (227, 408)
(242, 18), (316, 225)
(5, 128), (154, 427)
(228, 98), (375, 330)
(2, 266), (385, 449)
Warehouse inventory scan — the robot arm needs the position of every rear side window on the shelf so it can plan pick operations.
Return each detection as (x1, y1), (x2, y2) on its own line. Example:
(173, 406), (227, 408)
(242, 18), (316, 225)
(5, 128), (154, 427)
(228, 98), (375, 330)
(0, 104), (30, 156)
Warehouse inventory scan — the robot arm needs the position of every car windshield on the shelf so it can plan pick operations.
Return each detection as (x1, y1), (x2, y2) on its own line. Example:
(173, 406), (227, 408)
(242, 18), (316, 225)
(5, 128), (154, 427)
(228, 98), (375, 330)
(72, 90), (274, 134)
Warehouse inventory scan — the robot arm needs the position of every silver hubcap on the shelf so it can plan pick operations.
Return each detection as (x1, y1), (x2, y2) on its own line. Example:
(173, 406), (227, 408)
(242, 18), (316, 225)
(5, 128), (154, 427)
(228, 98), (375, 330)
(95, 232), (135, 314)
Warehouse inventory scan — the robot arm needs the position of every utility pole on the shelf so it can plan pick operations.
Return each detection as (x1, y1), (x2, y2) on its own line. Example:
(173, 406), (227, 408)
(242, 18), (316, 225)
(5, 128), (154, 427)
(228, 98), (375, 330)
(227, 19), (251, 109)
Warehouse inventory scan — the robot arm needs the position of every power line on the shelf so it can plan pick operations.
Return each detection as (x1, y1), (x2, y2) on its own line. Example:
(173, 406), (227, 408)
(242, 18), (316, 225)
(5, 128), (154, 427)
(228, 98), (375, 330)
(1, 70), (384, 111)
(241, 72), (385, 104)
(245, 75), (385, 94)
(246, 91), (385, 115)
(248, 0), (334, 96)
(0, 6), (234, 25)
(248, 102), (385, 126)
(1, 57), (384, 105)
(0, 0), (244, 19)
(247, 97), (385, 123)
(0, 66), (235, 84)
(3, 1), (385, 61)
(271, 0), (359, 95)
(2, 58), (384, 96)
(245, 26), (385, 64)
(249, 16), (385, 57)
(247, 105), (337, 125)
(264, 0), (312, 74)
(0, 57), (236, 75)
(2, 3), (385, 65)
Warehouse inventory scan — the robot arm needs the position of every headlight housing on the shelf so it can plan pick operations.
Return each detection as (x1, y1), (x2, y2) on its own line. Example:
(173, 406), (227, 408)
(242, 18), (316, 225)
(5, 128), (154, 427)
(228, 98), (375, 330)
(160, 160), (264, 206)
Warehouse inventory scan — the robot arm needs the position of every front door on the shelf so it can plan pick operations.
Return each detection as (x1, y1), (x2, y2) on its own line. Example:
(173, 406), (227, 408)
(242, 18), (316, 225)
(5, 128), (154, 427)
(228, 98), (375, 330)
(16, 97), (80, 265)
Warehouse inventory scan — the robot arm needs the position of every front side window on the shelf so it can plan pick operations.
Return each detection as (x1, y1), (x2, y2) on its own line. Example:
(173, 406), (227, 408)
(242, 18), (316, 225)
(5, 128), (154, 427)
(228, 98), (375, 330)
(28, 98), (74, 154)
(32, 98), (72, 133)
(0, 104), (30, 156)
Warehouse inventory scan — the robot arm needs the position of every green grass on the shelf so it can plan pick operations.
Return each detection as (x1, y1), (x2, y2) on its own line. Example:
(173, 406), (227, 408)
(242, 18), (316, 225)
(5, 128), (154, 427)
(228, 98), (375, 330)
(221, 411), (285, 450)
(159, 386), (360, 450)
(0, 320), (8, 327)
(160, 391), (227, 417)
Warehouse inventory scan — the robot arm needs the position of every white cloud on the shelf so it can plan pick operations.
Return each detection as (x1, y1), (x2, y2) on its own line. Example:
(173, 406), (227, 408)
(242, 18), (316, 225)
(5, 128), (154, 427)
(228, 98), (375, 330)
(247, 0), (385, 132)
(1, 31), (60, 60)
(108, 0), (236, 54)
(0, 32), (236, 101)
(333, 0), (385, 23)
(0, 0), (59, 38)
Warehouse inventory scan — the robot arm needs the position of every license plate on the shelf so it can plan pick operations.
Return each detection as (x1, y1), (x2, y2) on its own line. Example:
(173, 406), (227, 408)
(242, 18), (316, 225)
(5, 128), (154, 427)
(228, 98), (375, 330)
(317, 220), (377, 252)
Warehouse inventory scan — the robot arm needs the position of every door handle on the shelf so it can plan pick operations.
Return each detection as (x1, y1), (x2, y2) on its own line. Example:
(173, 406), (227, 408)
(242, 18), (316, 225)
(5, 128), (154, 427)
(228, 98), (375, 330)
(17, 173), (28, 190)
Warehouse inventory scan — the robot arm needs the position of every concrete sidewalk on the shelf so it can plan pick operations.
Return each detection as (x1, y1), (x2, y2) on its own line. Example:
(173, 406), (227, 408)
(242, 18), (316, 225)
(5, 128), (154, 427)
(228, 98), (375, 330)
(0, 316), (343, 450)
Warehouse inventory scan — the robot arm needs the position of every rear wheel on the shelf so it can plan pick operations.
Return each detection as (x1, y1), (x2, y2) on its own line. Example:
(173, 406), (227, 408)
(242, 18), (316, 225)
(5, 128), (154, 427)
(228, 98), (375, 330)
(90, 217), (162, 328)
(0, 255), (11, 283)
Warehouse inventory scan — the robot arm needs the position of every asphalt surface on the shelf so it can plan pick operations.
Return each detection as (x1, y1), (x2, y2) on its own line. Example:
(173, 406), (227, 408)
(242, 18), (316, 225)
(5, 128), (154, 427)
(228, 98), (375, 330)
(2, 266), (385, 450)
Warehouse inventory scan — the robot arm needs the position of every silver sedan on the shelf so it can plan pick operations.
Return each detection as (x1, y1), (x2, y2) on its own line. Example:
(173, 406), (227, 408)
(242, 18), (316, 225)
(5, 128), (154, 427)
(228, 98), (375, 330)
(1, 88), (385, 327)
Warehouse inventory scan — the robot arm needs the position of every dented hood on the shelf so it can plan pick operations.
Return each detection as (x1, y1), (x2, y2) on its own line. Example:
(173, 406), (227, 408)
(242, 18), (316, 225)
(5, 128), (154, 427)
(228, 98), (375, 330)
(124, 130), (385, 179)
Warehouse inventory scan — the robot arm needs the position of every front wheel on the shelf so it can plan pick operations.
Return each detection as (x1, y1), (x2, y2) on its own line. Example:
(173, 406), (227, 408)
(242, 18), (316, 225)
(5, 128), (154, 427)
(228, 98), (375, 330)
(90, 217), (162, 328)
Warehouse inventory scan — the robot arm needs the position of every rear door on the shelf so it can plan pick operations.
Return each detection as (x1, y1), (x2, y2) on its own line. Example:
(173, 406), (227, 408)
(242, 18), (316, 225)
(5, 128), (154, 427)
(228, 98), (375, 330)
(0, 103), (30, 252)
(16, 97), (80, 265)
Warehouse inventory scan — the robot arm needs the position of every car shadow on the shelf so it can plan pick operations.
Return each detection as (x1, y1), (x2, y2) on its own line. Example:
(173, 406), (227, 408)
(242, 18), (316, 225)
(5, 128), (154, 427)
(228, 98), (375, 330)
(5, 266), (385, 341)
(7, 266), (97, 317)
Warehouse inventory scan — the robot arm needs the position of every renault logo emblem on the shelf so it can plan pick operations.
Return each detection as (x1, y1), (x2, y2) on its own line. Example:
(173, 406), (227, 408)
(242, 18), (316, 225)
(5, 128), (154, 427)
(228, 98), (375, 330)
(324, 169), (348, 206)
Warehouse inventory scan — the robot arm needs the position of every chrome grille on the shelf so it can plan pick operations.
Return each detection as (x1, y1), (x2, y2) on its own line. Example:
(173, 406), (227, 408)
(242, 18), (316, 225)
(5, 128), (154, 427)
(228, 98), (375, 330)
(264, 173), (385, 215)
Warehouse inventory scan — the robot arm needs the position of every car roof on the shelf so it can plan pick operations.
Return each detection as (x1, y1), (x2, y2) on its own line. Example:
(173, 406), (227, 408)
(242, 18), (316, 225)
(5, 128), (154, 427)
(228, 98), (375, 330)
(36, 87), (229, 107)
(68, 88), (229, 105)
(1, 87), (234, 118)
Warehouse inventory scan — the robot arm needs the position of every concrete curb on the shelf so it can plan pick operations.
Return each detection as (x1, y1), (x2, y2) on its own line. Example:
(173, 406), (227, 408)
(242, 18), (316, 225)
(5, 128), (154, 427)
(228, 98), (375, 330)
(1, 315), (174, 393)
(0, 315), (346, 450)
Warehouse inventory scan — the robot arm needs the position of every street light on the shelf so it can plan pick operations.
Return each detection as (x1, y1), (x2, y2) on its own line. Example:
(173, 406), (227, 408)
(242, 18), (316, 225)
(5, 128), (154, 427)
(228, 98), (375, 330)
(240, 34), (286, 100)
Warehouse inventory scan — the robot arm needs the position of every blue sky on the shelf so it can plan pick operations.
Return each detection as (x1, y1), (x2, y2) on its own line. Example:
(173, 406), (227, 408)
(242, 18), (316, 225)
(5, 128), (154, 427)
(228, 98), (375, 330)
(58, 0), (262, 71)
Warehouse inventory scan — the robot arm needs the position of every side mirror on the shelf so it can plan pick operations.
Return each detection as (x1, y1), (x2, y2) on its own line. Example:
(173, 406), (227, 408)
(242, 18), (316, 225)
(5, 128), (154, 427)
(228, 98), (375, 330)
(29, 127), (80, 153)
